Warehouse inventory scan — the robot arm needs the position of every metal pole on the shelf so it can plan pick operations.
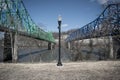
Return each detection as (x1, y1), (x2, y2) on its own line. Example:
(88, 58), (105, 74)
(57, 15), (62, 66)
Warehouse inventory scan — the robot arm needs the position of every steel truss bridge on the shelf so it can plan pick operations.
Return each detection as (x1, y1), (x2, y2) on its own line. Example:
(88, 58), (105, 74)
(66, 4), (120, 42)
(0, 0), (55, 43)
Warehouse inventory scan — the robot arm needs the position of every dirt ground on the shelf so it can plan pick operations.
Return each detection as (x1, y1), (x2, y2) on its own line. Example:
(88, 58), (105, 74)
(0, 61), (120, 80)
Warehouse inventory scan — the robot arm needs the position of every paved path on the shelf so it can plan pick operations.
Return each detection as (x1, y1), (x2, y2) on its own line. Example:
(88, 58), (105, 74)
(0, 61), (120, 80)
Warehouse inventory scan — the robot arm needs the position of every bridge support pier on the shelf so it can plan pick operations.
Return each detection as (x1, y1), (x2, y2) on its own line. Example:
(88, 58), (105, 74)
(12, 33), (18, 63)
(109, 36), (114, 59)
(48, 42), (52, 50)
(67, 42), (71, 49)
(3, 32), (12, 62)
(3, 32), (18, 63)
(112, 36), (120, 59)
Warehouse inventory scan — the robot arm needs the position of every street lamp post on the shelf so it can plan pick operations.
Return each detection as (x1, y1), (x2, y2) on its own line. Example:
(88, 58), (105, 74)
(57, 15), (62, 66)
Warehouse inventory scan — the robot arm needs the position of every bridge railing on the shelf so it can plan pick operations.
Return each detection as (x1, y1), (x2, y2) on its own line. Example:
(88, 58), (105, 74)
(66, 4), (120, 42)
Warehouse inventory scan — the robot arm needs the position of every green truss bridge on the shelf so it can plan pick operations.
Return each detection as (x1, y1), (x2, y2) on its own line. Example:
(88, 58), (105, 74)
(0, 0), (55, 43)
(0, 0), (55, 62)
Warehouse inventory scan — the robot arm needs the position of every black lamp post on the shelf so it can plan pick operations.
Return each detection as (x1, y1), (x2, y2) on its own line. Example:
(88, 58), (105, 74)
(57, 15), (62, 66)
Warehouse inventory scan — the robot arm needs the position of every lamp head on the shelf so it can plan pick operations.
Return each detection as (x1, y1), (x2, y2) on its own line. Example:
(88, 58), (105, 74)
(58, 15), (62, 21)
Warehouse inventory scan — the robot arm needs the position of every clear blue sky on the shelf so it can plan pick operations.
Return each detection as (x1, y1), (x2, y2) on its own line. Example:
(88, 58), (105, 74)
(23, 0), (106, 32)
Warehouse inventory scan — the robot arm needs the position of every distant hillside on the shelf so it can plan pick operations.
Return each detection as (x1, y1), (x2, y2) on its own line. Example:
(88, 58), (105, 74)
(52, 28), (78, 39)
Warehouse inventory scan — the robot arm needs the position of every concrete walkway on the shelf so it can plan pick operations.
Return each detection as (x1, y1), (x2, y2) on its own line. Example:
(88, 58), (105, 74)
(0, 61), (120, 80)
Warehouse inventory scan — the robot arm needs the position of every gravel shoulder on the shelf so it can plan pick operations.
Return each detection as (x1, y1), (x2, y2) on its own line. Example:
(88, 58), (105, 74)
(0, 61), (120, 80)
